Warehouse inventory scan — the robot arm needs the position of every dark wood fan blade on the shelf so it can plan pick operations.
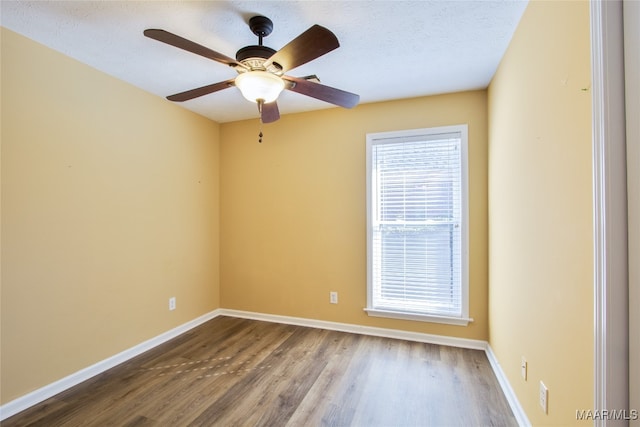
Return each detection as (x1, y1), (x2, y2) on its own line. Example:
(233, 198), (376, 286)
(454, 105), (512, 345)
(283, 76), (359, 109)
(144, 29), (246, 69)
(263, 25), (339, 73)
(260, 101), (280, 123)
(167, 79), (235, 102)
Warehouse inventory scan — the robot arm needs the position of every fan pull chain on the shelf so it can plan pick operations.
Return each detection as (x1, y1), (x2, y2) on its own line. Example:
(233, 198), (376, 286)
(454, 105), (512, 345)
(258, 99), (264, 144)
(257, 100), (264, 143)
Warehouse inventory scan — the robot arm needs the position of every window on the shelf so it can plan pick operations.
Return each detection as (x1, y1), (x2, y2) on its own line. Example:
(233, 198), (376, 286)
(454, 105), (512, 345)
(365, 125), (470, 326)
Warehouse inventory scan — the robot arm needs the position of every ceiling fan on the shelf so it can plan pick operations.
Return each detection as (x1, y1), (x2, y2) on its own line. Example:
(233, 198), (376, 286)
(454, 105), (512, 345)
(144, 16), (360, 123)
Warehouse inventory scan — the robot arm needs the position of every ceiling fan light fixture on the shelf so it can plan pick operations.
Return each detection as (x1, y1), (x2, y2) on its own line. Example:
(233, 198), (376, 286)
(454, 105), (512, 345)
(235, 71), (285, 104)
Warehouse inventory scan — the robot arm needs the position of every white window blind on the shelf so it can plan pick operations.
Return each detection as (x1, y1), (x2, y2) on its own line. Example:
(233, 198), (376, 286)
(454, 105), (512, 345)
(366, 125), (469, 325)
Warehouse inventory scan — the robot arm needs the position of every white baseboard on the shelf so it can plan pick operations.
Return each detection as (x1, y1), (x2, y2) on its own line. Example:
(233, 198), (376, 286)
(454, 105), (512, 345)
(0, 309), (222, 421)
(218, 308), (487, 350)
(1, 308), (529, 427)
(485, 344), (531, 427)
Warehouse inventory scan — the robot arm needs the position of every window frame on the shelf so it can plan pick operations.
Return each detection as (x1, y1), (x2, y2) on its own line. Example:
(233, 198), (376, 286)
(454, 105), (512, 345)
(365, 124), (471, 326)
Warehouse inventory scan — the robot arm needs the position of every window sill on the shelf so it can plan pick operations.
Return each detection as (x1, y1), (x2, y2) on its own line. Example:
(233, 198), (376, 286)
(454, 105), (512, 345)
(364, 308), (473, 326)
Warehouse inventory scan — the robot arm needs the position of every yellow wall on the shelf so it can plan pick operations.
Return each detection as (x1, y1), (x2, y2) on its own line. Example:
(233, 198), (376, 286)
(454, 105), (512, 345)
(487, 1), (593, 425)
(1, 28), (221, 403)
(220, 91), (489, 341)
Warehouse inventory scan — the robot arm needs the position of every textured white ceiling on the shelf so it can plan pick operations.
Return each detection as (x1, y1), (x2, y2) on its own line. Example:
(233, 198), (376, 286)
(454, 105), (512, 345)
(1, 0), (528, 123)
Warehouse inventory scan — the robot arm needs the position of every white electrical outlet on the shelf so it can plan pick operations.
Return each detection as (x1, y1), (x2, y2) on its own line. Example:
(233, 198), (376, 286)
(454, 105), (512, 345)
(169, 297), (176, 311)
(539, 381), (548, 413)
(521, 357), (527, 380)
(330, 291), (338, 304)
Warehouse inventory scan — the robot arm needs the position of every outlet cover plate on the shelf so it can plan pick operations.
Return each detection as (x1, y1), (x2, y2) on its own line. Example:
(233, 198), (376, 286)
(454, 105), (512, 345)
(330, 292), (338, 304)
(539, 381), (548, 413)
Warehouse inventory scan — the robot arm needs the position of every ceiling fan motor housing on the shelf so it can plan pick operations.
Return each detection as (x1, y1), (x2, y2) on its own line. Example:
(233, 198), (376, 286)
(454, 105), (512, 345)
(236, 45), (278, 71)
(236, 45), (275, 60)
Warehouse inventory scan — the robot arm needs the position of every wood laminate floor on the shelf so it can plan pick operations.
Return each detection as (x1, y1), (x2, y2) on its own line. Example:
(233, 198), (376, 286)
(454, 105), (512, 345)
(2, 316), (517, 427)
